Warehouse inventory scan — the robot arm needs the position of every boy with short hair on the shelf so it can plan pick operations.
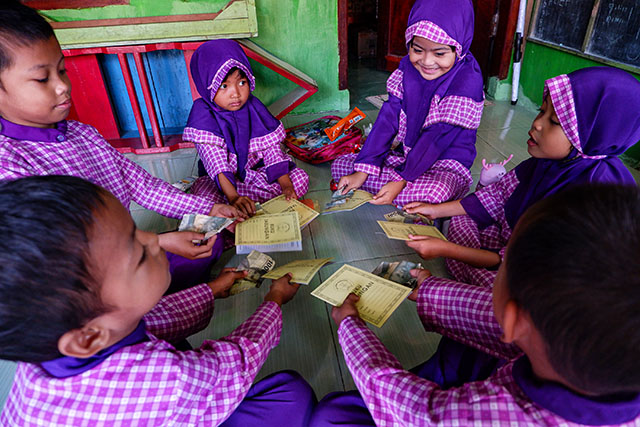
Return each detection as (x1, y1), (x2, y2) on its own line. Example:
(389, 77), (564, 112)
(311, 184), (640, 426)
(0, 175), (316, 426)
(0, 1), (242, 291)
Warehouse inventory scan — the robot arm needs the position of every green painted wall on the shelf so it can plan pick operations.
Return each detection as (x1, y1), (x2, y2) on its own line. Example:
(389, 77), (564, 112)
(43, 0), (348, 114)
(490, 41), (640, 163)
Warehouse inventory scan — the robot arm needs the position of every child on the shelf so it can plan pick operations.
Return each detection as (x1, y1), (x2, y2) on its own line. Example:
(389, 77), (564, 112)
(0, 175), (316, 426)
(332, 0), (484, 206)
(0, 1), (241, 292)
(183, 39), (309, 216)
(405, 66), (640, 287)
(310, 184), (640, 426)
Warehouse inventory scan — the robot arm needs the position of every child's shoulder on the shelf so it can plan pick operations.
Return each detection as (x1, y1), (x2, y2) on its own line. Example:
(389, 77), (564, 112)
(445, 65), (484, 101)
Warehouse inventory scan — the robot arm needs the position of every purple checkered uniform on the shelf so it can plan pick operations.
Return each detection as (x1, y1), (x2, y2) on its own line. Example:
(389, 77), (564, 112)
(183, 40), (308, 204)
(0, 118), (214, 218)
(452, 67), (640, 287)
(0, 284), (315, 426)
(310, 276), (640, 426)
(331, 0), (483, 206)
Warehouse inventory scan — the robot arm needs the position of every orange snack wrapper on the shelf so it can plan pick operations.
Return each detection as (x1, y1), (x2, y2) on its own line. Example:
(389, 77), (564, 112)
(324, 107), (366, 141)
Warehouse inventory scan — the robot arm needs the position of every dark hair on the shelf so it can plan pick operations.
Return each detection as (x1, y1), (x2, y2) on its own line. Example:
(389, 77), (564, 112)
(224, 66), (248, 81)
(506, 184), (640, 394)
(0, 1), (54, 75)
(0, 176), (109, 362)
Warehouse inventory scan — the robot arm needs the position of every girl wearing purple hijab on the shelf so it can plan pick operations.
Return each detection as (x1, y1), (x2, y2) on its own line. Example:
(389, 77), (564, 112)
(184, 40), (309, 216)
(405, 66), (640, 287)
(332, 0), (484, 206)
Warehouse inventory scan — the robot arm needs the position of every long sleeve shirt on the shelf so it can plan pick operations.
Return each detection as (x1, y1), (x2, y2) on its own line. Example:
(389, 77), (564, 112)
(338, 276), (640, 426)
(0, 284), (283, 426)
(0, 118), (213, 218)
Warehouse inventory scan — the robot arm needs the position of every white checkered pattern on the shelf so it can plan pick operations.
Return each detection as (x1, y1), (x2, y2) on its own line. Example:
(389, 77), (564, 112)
(337, 276), (640, 425)
(446, 170), (520, 286)
(1, 285), (284, 426)
(184, 125), (309, 203)
(405, 20), (464, 59)
(0, 121), (214, 218)
(386, 69), (404, 100)
(545, 75), (606, 160)
(424, 95), (484, 130)
(207, 59), (256, 101)
(333, 153), (471, 206)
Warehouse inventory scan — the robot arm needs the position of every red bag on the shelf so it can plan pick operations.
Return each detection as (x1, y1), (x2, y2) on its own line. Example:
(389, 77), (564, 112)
(283, 116), (362, 164)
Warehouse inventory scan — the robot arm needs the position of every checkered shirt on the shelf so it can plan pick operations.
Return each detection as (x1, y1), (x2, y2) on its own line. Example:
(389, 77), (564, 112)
(184, 124), (291, 180)
(335, 153), (471, 206)
(338, 276), (640, 426)
(0, 121), (213, 218)
(471, 169), (520, 242)
(1, 284), (283, 426)
(544, 75), (606, 160)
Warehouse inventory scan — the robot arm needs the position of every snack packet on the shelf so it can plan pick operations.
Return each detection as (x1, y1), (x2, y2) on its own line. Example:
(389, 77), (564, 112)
(324, 107), (366, 141)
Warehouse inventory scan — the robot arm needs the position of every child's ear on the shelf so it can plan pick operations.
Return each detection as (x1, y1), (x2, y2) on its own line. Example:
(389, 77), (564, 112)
(57, 322), (112, 359)
(500, 300), (531, 344)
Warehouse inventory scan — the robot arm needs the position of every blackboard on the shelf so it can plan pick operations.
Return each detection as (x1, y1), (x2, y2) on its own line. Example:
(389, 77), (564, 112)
(532, 0), (593, 50)
(588, 0), (640, 67)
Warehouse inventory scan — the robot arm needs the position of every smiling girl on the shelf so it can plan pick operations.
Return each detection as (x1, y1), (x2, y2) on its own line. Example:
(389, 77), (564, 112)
(332, 0), (484, 206)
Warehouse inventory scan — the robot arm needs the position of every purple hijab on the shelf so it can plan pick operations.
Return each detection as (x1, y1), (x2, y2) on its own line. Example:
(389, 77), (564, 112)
(502, 67), (640, 228)
(186, 39), (282, 182)
(400, 0), (483, 148)
(356, 0), (484, 179)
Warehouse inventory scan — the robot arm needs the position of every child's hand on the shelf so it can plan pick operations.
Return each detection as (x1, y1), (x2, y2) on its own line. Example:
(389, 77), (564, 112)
(408, 268), (431, 301)
(207, 268), (247, 298)
(406, 234), (449, 260)
(264, 273), (300, 306)
(230, 196), (256, 217)
(337, 172), (367, 194)
(158, 231), (216, 259)
(371, 180), (406, 205)
(282, 186), (296, 201)
(331, 293), (360, 325)
(404, 202), (438, 219)
(209, 203), (246, 220)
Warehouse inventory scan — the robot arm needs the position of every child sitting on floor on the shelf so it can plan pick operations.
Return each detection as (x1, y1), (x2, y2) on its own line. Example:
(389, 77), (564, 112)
(311, 183), (640, 426)
(0, 1), (241, 293)
(405, 66), (640, 287)
(0, 175), (316, 426)
(183, 39), (309, 217)
(332, 0), (484, 206)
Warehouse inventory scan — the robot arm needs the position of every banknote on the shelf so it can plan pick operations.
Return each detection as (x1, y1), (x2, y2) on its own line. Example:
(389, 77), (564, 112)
(371, 260), (423, 288)
(383, 210), (432, 225)
(325, 188), (355, 209)
(323, 190), (373, 214)
(230, 250), (276, 295)
(178, 214), (235, 242)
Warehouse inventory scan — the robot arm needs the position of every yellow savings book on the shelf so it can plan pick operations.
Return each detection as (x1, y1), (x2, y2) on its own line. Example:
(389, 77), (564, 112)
(259, 195), (319, 229)
(311, 264), (412, 327)
(262, 257), (333, 285)
(376, 221), (447, 241)
(235, 212), (302, 254)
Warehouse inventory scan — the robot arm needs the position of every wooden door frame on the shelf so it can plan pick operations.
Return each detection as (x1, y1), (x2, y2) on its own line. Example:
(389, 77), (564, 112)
(338, 0), (348, 90)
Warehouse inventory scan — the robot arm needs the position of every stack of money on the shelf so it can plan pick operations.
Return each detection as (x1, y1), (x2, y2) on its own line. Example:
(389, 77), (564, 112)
(231, 250), (276, 295)
(371, 260), (423, 289)
(178, 214), (235, 242)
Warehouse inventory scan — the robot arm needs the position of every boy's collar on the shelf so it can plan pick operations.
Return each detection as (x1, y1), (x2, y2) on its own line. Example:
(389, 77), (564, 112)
(40, 320), (149, 378)
(513, 356), (640, 424)
(0, 116), (68, 142)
